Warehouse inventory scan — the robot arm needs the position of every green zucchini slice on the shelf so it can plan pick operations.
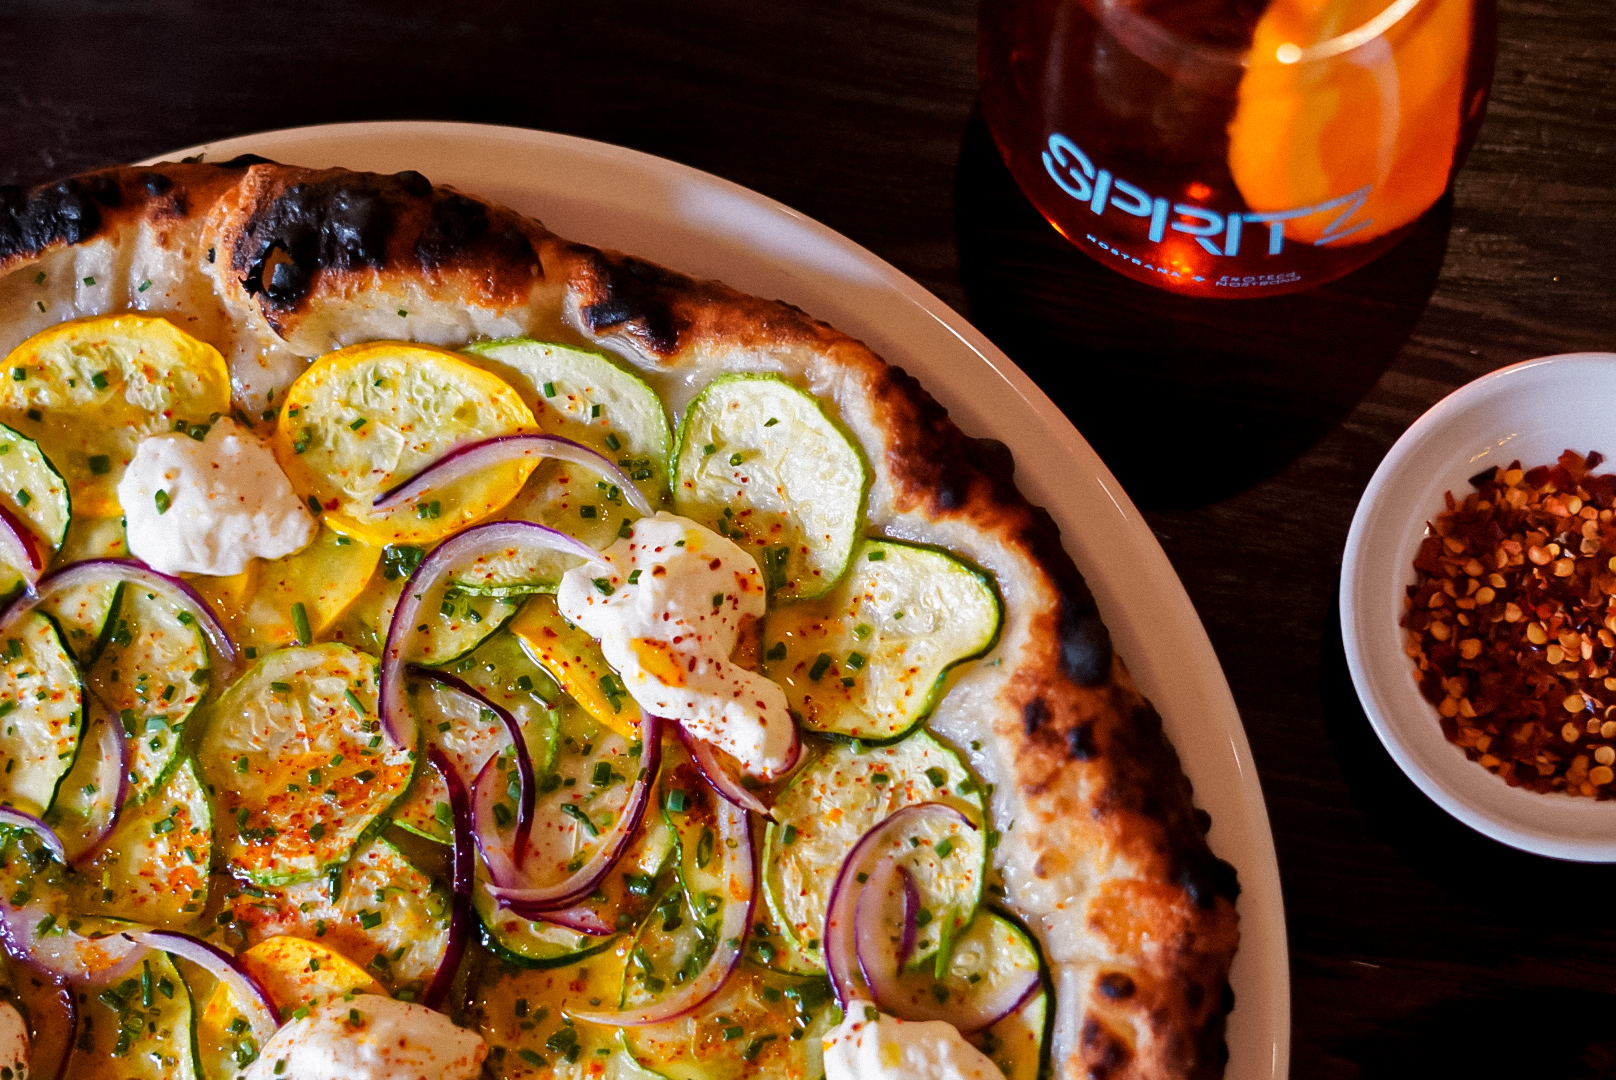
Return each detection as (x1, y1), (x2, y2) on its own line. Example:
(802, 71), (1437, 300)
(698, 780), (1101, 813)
(90, 583), (210, 801)
(763, 538), (1001, 741)
(673, 374), (868, 600)
(0, 610), (82, 814)
(217, 837), (450, 996)
(336, 558), (522, 666)
(0, 422), (69, 595)
(196, 645), (415, 885)
(762, 731), (987, 972)
(72, 757), (212, 931)
(68, 952), (200, 1080)
(621, 963), (839, 1080)
(969, 912), (1053, 1080)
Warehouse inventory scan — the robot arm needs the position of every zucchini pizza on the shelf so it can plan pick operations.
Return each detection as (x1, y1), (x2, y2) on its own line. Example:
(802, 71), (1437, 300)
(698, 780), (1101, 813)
(0, 160), (1239, 1080)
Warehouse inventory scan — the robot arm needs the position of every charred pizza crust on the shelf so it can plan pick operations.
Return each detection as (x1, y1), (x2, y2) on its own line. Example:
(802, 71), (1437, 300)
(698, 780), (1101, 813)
(0, 160), (1240, 1080)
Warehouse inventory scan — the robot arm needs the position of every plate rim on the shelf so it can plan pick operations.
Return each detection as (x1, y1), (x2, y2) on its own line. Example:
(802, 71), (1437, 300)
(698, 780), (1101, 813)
(1341, 351), (1616, 862)
(143, 120), (1291, 1076)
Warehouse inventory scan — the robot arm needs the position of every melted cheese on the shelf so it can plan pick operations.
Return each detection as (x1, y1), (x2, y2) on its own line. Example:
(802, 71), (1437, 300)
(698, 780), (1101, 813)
(556, 511), (796, 777)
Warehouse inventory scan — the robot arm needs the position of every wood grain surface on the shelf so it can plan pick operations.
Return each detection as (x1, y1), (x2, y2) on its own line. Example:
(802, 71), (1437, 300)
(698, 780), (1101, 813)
(2, 1), (1613, 1076)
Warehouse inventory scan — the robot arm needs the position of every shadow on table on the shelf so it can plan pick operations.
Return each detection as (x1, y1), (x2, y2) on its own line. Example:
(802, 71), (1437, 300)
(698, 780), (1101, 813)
(952, 108), (1451, 510)
(1320, 593), (1616, 1077)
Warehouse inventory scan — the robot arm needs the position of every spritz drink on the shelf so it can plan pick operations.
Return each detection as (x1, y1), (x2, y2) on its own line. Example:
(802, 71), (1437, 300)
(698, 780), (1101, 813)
(979, 0), (1496, 297)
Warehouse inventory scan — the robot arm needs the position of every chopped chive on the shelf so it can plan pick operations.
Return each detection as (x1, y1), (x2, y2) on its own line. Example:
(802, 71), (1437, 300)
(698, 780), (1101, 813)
(703, 443), (717, 456)
(349, 417), (367, 431)
(604, 433), (621, 451)
(766, 641), (786, 661)
(91, 370), (110, 390)
(560, 803), (599, 837)
(846, 652), (867, 670)
(291, 602), (312, 646)
(627, 569), (641, 585)
(13, 489), (28, 508)
(154, 489), (172, 517)
(868, 549), (886, 561)
(808, 653), (832, 681)
(542, 382), (556, 398)
(87, 455), (111, 475)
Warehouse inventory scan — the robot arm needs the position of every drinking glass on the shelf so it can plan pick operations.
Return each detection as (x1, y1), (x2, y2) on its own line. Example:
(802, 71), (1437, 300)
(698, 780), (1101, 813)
(979, 0), (1496, 297)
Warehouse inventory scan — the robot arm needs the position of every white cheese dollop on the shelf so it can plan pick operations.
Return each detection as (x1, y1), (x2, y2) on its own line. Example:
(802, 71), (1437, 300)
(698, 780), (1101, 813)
(241, 995), (486, 1080)
(117, 417), (316, 576)
(556, 511), (796, 778)
(0, 1001), (27, 1077)
(823, 1001), (1000, 1080)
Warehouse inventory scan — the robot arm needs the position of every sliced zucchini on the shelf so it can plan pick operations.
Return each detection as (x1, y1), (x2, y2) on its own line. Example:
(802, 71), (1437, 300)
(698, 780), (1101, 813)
(0, 422), (70, 595)
(0, 314), (231, 518)
(474, 885), (621, 971)
(875, 909), (1042, 1024)
(46, 516), (127, 662)
(272, 341), (537, 547)
(220, 527), (381, 654)
(71, 758), (212, 931)
(621, 963), (839, 1080)
(332, 549), (521, 666)
(216, 837), (450, 996)
(68, 952), (200, 1080)
(763, 538), (1001, 741)
(474, 948), (629, 1077)
(196, 644), (416, 885)
(44, 707), (122, 862)
(673, 374), (867, 600)
(54, 514), (128, 564)
(390, 639), (562, 844)
(762, 732), (987, 971)
(510, 594), (643, 741)
(968, 911), (1053, 1080)
(89, 583), (209, 801)
(0, 611), (82, 814)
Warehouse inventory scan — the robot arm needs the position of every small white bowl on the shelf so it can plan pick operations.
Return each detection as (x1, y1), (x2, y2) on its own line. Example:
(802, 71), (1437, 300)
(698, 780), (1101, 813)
(1342, 352), (1616, 861)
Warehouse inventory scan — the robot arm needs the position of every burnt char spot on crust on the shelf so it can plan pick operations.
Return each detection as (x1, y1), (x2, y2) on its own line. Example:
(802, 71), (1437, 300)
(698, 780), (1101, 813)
(1081, 1016), (1134, 1078)
(218, 153), (276, 168)
(415, 189), (533, 270)
(1097, 972), (1136, 1000)
(139, 172), (173, 196)
(1022, 697), (1050, 735)
(1067, 720), (1098, 760)
(0, 174), (121, 263)
(574, 249), (687, 356)
(233, 174), (395, 309)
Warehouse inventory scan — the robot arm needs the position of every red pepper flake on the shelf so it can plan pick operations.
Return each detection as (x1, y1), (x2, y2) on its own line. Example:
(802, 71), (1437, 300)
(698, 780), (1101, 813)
(1404, 449), (1616, 798)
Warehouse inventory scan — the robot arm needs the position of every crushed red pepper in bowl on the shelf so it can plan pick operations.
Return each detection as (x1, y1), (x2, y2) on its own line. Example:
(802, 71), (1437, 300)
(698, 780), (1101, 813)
(1403, 448), (1616, 799)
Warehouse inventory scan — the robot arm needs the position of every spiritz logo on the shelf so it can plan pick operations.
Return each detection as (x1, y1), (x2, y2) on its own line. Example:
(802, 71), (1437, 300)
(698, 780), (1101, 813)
(1042, 133), (1373, 256)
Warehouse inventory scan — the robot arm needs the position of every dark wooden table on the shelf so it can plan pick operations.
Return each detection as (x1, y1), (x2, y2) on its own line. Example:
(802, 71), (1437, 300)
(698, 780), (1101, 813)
(3, 1), (1613, 1076)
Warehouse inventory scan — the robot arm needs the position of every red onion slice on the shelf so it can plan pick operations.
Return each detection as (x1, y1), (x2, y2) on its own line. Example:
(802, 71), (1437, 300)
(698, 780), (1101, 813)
(0, 504), (46, 590)
(0, 807), (63, 864)
(569, 798), (754, 1026)
(380, 521), (601, 748)
(66, 705), (130, 866)
(373, 434), (654, 517)
(23, 978), (75, 1080)
(0, 559), (239, 680)
(0, 904), (144, 985)
(124, 929), (279, 1044)
(526, 903), (615, 936)
(676, 724), (771, 817)
(422, 748), (473, 1009)
(823, 803), (975, 1009)
(413, 666), (536, 861)
(480, 715), (662, 913)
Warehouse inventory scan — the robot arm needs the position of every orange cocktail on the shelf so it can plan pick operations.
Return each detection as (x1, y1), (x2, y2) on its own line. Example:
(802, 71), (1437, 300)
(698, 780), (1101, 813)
(980, 0), (1496, 297)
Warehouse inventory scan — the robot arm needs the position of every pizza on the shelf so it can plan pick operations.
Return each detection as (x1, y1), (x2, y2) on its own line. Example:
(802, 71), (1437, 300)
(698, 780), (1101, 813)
(0, 159), (1240, 1080)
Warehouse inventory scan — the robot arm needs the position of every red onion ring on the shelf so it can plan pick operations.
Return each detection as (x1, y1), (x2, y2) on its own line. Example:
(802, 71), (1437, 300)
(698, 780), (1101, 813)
(569, 797), (754, 1026)
(0, 559), (239, 680)
(123, 929), (279, 1044)
(0, 503), (46, 590)
(525, 903), (615, 937)
(823, 803), (975, 1009)
(0, 904), (143, 985)
(412, 666), (536, 863)
(380, 522), (601, 748)
(422, 748), (473, 1009)
(0, 807), (63, 864)
(25, 979), (75, 1080)
(66, 705), (130, 866)
(372, 434), (654, 517)
(480, 715), (662, 914)
(675, 723), (771, 817)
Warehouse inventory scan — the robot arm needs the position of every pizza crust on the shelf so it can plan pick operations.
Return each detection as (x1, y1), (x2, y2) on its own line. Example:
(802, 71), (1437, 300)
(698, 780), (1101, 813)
(0, 160), (1240, 1080)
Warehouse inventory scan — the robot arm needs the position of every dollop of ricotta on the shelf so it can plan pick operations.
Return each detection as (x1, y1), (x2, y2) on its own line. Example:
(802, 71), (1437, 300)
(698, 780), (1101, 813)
(556, 511), (796, 778)
(823, 1001), (1000, 1080)
(117, 417), (316, 576)
(241, 995), (486, 1080)
(0, 1001), (27, 1077)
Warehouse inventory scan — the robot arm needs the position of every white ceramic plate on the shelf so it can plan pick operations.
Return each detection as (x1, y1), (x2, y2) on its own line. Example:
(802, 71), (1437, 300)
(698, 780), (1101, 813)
(146, 122), (1289, 1077)
(1342, 352), (1616, 861)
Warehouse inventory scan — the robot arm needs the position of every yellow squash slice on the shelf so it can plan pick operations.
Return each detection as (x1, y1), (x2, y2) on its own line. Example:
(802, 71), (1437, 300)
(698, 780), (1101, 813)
(510, 594), (641, 740)
(273, 341), (537, 546)
(194, 528), (381, 653)
(0, 315), (231, 516)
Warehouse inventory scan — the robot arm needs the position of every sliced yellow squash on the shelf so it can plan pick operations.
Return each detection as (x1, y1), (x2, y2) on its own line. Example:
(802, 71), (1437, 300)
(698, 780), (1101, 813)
(0, 315), (230, 516)
(196, 528), (381, 653)
(510, 594), (641, 740)
(273, 342), (537, 546)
